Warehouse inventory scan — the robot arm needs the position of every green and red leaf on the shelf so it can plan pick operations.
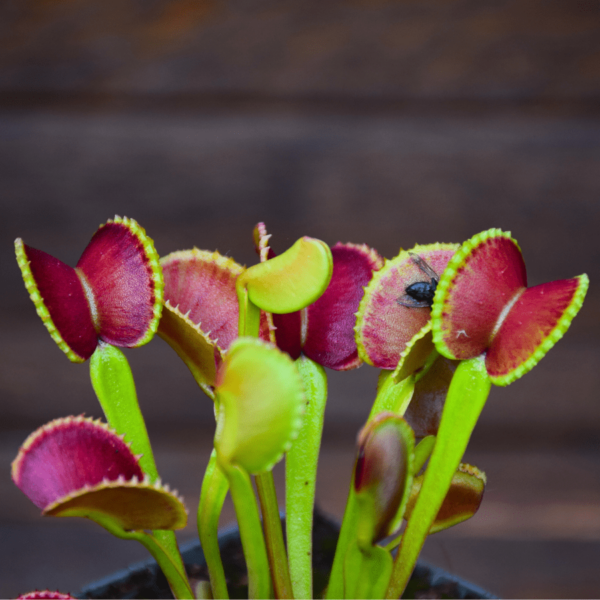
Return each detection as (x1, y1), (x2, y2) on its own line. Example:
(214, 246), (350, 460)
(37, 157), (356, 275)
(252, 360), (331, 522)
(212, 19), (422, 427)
(404, 463), (486, 534)
(356, 244), (458, 370)
(12, 416), (187, 531)
(432, 229), (589, 385)
(160, 248), (245, 354)
(15, 216), (162, 362)
(486, 276), (588, 385)
(354, 413), (415, 544)
(214, 337), (305, 474)
(12, 416), (143, 510)
(77, 216), (163, 349)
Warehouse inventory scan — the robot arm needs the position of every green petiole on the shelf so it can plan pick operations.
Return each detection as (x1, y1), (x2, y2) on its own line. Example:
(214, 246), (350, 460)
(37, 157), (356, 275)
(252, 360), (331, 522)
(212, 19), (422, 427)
(92, 513), (193, 599)
(222, 463), (273, 599)
(198, 449), (230, 600)
(255, 471), (294, 598)
(385, 355), (491, 598)
(286, 356), (328, 600)
(89, 343), (187, 592)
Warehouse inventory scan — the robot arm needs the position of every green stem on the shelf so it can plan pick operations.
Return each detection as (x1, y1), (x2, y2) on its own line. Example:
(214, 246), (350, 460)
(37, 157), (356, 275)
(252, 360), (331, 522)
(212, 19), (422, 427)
(327, 372), (414, 598)
(199, 449), (230, 600)
(236, 283), (261, 338)
(96, 516), (194, 599)
(344, 541), (393, 600)
(385, 355), (491, 599)
(325, 485), (357, 599)
(368, 371), (415, 420)
(90, 343), (159, 479)
(137, 533), (195, 600)
(89, 343), (187, 585)
(224, 463), (273, 599)
(255, 471), (294, 599)
(286, 356), (327, 600)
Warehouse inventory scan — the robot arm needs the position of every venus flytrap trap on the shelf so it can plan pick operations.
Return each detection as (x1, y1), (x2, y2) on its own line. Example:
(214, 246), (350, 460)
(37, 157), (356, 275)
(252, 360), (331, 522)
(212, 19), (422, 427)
(11, 218), (587, 600)
(12, 417), (192, 599)
(344, 414), (414, 600)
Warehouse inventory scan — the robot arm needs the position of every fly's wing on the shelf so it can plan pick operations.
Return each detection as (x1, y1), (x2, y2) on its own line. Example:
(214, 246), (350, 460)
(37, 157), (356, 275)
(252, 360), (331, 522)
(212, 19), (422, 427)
(408, 253), (439, 282)
(397, 294), (431, 309)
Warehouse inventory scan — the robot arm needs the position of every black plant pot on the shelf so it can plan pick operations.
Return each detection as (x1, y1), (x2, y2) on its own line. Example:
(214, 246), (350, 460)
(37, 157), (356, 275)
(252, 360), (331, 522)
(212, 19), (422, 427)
(76, 511), (497, 599)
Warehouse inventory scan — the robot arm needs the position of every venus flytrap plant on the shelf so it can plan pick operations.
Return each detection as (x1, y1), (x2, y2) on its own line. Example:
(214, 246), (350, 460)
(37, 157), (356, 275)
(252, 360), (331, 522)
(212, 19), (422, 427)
(253, 223), (384, 600)
(156, 230), (335, 598)
(14, 217), (186, 584)
(235, 231), (334, 599)
(12, 416), (192, 599)
(327, 247), (459, 599)
(386, 229), (589, 598)
(12, 217), (588, 600)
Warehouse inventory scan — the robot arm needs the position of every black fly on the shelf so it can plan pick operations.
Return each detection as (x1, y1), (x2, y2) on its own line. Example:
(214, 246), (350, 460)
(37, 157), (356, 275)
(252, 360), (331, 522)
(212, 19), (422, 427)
(397, 253), (439, 309)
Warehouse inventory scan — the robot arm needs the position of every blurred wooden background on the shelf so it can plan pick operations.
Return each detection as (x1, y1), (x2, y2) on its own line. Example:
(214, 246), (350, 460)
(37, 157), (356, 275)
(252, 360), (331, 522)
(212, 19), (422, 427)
(1, 1), (599, 597)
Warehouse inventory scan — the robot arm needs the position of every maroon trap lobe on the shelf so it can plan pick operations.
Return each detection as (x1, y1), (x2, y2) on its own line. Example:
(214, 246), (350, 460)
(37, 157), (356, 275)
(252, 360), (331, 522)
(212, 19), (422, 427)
(303, 243), (383, 370)
(24, 245), (98, 361)
(161, 250), (244, 352)
(273, 310), (303, 360)
(13, 418), (143, 511)
(486, 277), (581, 378)
(77, 222), (157, 348)
(440, 235), (527, 360)
(17, 592), (76, 599)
